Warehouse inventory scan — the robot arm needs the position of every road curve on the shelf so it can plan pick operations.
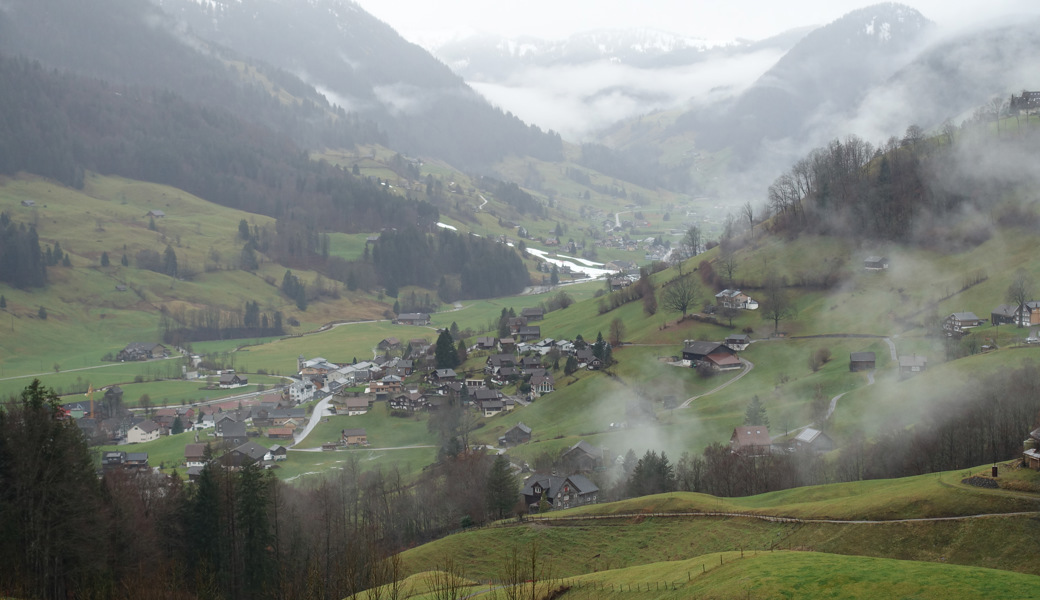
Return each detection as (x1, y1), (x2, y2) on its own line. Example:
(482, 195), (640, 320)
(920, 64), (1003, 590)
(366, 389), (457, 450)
(680, 359), (754, 408)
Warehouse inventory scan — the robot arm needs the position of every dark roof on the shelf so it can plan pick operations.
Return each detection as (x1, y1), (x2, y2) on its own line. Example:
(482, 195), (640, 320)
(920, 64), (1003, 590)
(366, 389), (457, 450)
(563, 440), (600, 459)
(683, 341), (728, 356)
(507, 422), (532, 435)
(521, 473), (599, 497)
(134, 420), (160, 433)
(850, 352), (876, 362)
(125, 452), (149, 463)
(233, 441), (269, 462)
(222, 421), (247, 438)
(343, 428), (367, 437)
(185, 443), (207, 459)
(474, 388), (503, 401)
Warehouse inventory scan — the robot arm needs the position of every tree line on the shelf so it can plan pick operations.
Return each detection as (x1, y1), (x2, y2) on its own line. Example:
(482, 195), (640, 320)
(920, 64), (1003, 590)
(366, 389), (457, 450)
(0, 212), (47, 288)
(0, 380), (520, 600)
(373, 228), (530, 301)
(159, 302), (285, 345)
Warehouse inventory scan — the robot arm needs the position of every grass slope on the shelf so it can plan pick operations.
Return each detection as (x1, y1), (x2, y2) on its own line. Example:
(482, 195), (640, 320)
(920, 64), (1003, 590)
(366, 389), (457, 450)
(401, 467), (1040, 580)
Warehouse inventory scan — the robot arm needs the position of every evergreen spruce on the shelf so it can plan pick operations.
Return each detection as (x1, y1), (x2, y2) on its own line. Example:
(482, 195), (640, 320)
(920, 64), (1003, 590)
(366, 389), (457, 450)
(435, 329), (460, 369)
(485, 454), (518, 520)
(100, 251), (110, 267)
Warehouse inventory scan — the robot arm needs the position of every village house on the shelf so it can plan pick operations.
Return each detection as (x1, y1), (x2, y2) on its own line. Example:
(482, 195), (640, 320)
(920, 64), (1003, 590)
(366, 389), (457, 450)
(863, 256), (889, 271)
(127, 420), (161, 444)
(730, 426), (772, 455)
(146, 209), (165, 218)
(222, 421), (249, 446)
(792, 428), (835, 453)
(560, 440), (604, 472)
(214, 413), (239, 435)
(499, 422), (532, 446)
(341, 428), (368, 446)
(395, 312), (431, 326)
(101, 451), (148, 470)
(992, 301), (1040, 327)
(223, 441), (272, 469)
(219, 372), (249, 389)
(521, 307), (544, 321)
(898, 354), (927, 376)
(377, 337), (401, 351)
(521, 473), (599, 512)
(389, 391), (427, 412)
(298, 356), (339, 376)
(341, 395), (373, 415)
(116, 342), (168, 362)
(1023, 427), (1040, 470)
(530, 373), (555, 395)
(849, 352), (876, 372)
(943, 312), (983, 335)
(269, 445), (288, 461)
(266, 427), (294, 440)
(475, 336), (498, 351)
(682, 341), (739, 370)
(486, 354), (518, 374)
(507, 316), (529, 336)
(715, 289), (758, 310)
(516, 325), (542, 342)
(124, 452), (150, 468)
(287, 377), (315, 404)
(724, 333), (752, 352)
(432, 368), (458, 383)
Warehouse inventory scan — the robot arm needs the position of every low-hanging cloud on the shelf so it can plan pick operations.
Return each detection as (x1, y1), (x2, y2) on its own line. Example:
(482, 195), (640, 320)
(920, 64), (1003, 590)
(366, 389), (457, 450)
(469, 49), (784, 141)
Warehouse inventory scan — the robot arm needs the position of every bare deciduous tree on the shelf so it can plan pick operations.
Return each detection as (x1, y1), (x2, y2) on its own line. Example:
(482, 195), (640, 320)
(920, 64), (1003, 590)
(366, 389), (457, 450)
(741, 201), (754, 240)
(663, 276), (698, 319)
(760, 276), (793, 335)
(1006, 269), (1032, 328)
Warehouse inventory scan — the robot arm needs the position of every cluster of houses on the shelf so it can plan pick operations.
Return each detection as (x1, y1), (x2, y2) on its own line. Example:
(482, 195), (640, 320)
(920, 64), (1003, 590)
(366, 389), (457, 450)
(729, 425), (836, 456)
(681, 335), (750, 371)
(183, 439), (290, 481)
(116, 342), (170, 362)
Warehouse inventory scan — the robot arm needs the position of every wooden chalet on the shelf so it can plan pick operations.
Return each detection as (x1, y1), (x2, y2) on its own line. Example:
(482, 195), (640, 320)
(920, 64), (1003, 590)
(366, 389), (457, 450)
(730, 426), (772, 455)
(849, 352), (876, 372)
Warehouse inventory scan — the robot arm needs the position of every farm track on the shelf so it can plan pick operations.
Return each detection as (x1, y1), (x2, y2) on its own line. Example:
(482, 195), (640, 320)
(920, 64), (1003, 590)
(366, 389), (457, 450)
(517, 509), (1040, 527)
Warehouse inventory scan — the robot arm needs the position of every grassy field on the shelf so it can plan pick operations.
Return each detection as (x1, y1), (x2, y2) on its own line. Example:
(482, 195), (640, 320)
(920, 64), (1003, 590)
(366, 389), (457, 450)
(549, 551), (1040, 600)
(295, 403), (437, 449)
(557, 465), (1040, 520)
(401, 463), (1040, 580)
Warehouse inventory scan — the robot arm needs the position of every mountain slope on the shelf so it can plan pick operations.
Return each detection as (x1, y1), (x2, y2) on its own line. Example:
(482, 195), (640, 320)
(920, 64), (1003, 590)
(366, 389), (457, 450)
(159, 0), (564, 169)
(690, 3), (931, 157)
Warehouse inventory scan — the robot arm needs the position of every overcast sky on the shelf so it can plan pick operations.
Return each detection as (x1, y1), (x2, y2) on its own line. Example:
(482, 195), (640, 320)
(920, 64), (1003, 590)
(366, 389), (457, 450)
(356, 0), (1037, 47)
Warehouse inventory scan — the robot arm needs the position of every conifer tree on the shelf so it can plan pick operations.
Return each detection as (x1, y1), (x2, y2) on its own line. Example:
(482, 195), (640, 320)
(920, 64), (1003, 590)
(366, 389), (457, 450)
(485, 454), (518, 520)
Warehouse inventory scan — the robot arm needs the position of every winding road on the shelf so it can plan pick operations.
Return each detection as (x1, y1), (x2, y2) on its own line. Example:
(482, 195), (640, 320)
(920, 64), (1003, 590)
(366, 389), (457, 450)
(680, 359), (755, 408)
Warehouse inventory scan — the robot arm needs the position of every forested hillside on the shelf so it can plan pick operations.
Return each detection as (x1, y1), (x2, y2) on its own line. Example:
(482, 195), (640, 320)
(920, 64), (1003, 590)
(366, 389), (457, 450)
(764, 120), (1040, 245)
(0, 55), (438, 236)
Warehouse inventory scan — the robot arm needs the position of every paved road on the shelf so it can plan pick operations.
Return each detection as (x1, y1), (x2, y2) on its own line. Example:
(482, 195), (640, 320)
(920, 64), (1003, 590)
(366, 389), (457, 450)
(288, 444), (436, 453)
(0, 354), (180, 383)
(680, 359), (754, 408)
(291, 395), (334, 447)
